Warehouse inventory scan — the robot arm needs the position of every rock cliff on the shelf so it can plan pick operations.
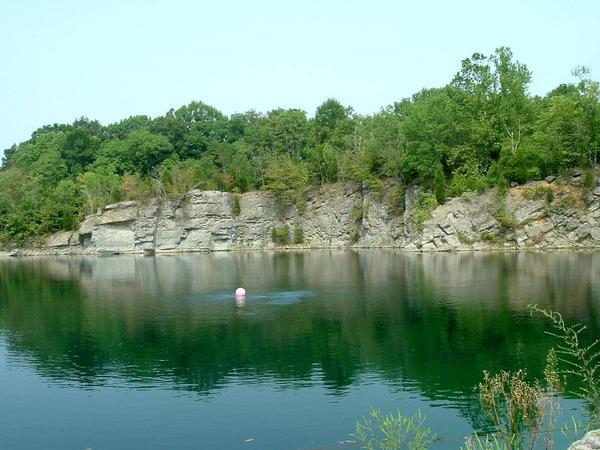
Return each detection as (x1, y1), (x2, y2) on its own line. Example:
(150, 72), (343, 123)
(11, 173), (600, 255)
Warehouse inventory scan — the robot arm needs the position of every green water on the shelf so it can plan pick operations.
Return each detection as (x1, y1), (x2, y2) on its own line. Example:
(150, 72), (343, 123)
(0, 251), (598, 449)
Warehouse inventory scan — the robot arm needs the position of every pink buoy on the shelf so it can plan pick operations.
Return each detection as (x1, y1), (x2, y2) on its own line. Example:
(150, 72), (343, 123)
(235, 287), (246, 297)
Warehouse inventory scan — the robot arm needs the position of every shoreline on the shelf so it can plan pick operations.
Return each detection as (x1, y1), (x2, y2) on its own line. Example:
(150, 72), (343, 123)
(2, 244), (600, 258)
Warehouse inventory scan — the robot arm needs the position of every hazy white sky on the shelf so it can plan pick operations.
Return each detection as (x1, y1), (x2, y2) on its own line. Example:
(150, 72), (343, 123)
(1, 0), (599, 152)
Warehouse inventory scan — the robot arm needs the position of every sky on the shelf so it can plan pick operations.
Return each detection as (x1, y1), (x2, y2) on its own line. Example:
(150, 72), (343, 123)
(1, 0), (599, 153)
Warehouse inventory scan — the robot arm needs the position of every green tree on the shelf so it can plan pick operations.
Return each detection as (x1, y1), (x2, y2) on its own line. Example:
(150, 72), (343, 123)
(61, 128), (100, 174)
(314, 98), (352, 144)
(263, 156), (309, 207)
(78, 168), (122, 215)
(125, 129), (173, 174)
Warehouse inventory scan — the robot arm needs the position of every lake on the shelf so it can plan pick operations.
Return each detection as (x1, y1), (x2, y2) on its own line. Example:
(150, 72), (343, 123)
(1, 251), (599, 449)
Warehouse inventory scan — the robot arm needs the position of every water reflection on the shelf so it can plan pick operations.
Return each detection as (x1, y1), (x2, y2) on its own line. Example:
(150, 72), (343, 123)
(0, 250), (599, 442)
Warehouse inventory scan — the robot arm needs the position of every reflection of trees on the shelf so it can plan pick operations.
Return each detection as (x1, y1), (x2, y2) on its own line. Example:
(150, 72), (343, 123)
(0, 251), (599, 429)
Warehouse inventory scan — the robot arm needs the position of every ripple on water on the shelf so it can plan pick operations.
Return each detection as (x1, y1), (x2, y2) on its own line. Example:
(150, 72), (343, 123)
(189, 289), (318, 306)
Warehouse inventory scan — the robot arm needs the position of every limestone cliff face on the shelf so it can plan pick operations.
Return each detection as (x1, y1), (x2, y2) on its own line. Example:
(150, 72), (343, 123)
(17, 174), (600, 255)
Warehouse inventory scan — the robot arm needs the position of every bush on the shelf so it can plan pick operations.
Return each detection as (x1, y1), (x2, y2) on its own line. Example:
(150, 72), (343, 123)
(386, 184), (405, 215)
(448, 165), (487, 198)
(232, 195), (241, 215)
(412, 192), (437, 232)
(522, 185), (550, 201)
(352, 204), (364, 222)
(271, 225), (290, 245)
(433, 163), (446, 205)
(349, 225), (361, 243)
(530, 305), (600, 424)
(522, 185), (555, 205)
(292, 226), (304, 244)
(121, 173), (153, 201)
(456, 230), (474, 245)
(496, 211), (518, 233)
(584, 168), (594, 188)
(264, 157), (309, 210)
(367, 177), (385, 199)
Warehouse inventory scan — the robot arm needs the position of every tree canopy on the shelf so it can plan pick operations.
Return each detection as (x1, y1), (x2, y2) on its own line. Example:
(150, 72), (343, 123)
(1, 47), (599, 244)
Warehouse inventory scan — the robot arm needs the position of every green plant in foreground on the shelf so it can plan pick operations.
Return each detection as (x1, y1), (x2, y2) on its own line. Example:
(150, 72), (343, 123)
(462, 433), (505, 450)
(353, 408), (436, 450)
(477, 370), (545, 449)
(529, 304), (600, 425)
(351, 307), (594, 449)
(464, 348), (564, 450)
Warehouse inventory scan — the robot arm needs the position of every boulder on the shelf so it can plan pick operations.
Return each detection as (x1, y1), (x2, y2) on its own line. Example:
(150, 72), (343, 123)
(78, 215), (96, 236)
(570, 430), (600, 450)
(97, 202), (138, 225)
(46, 231), (78, 248)
(545, 175), (557, 183)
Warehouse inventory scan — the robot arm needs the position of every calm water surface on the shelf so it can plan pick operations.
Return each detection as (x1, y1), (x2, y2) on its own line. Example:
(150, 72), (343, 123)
(1, 251), (599, 449)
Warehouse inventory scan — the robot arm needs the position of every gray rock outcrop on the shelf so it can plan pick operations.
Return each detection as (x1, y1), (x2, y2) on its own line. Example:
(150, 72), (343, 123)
(14, 176), (600, 255)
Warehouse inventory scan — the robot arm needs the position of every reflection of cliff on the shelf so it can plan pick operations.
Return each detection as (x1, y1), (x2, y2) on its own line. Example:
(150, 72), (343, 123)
(0, 252), (599, 424)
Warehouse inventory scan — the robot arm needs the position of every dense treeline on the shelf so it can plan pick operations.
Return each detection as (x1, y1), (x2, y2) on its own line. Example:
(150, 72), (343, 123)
(1, 47), (599, 243)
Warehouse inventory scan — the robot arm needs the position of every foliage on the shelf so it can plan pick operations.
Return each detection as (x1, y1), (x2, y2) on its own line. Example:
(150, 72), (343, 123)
(522, 185), (552, 201)
(349, 225), (361, 244)
(353, 408), (436, 450)
(520, 185), (555, 206)
(352, 204), (364, 222)
(448, 162), (488, 198)
(232, 195), (241, 215)
(121, 173), (153, 201)
(464, 349), (563, 450)
(263, 157), (309, 211)
(457, 230), (475, 245)
(529, 305), (600, 424)
(493, 193), (518, 234)
(495, 211), (518, 233)
(462, 433), (505, 450)
(1, 47), (599, 243)
(584, 168), (594, 188)
(477, 370), (545, 448)
(271, 225), (290, 245)
(386, 184), (405, 215)
(292, 226), (304, 244)
(411, 192), (437, 232)
(433, 163), (446, 204)
(78, 167), (122, 215)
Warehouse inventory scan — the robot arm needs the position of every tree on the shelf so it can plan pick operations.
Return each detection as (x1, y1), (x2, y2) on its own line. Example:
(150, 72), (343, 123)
(314, 98), (352, 144)
(106, 115), (152, 139)
(264, 109), (310, 158)
(263, 156), (309, 207)
(78, 168), (122, 215)
(61, 128), (100, 174)
(125, 129), (173, 174)
(491, 47), (533, 155)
